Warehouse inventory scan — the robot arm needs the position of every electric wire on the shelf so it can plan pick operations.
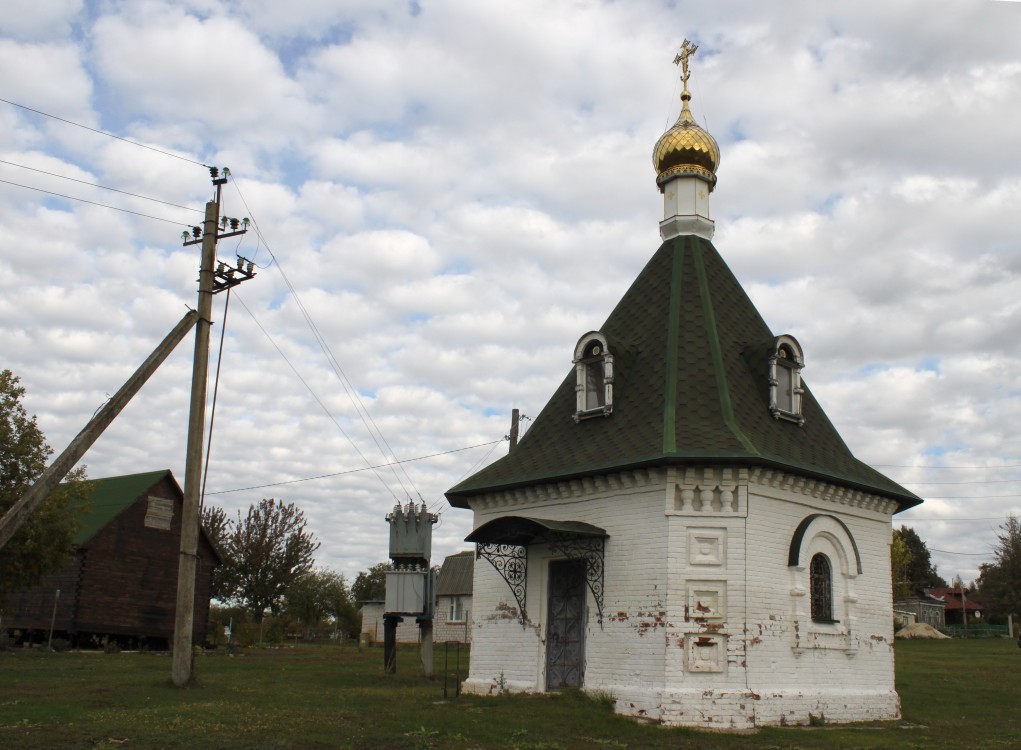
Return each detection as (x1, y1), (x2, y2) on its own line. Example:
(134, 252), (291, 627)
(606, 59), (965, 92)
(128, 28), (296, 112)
(917, 493), (1021, 500)
(875, 462), (1021, 469)
(929, 548), (993, 557)
(227, 179), (405, 478)
(0, 177), (193, 226)
(7, 100), (1019, 481)
(205, 439), (505, 495)
(258, 239), (418, 502)
(0, 97), (209, 168)
(431, 436), (507, 518)
(183, 173), (493, 513)
(0, 158), (202, 213)
(897, 516), (1012, 522)
(200, 287), (232, 513)
(21, 97), (1013, 551)
(455, 438), (505, 484)
(228, 176), (425, 504)
(899, 478), (1021, 485)
(233, 292), (401, 503)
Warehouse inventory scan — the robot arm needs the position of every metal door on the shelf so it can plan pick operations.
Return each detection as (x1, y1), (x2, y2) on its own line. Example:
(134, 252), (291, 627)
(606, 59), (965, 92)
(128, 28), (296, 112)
(545, 559), (586, 689)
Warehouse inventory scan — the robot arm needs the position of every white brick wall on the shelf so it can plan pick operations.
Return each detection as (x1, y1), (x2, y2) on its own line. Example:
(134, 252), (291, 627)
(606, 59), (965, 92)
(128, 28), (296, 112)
(464, 469), (668, 698)
(460, 465), (901, 729)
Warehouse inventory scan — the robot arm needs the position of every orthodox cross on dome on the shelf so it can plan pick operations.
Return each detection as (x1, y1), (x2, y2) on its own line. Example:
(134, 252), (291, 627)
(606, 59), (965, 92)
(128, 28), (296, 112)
(673, 39), (699, 90)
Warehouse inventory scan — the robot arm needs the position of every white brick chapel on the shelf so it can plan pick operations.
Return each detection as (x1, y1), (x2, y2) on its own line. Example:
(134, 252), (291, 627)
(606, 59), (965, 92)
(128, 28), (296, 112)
(445, 43), (922, 730)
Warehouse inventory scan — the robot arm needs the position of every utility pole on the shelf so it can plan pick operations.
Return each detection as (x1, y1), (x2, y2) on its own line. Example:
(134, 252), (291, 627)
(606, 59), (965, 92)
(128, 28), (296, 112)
(171, 168), (254, 686)
(509, 408), (520, 451)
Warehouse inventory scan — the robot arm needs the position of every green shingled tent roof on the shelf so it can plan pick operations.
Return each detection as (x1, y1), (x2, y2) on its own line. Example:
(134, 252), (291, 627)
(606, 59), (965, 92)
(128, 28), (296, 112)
(446, 235), (920, 511)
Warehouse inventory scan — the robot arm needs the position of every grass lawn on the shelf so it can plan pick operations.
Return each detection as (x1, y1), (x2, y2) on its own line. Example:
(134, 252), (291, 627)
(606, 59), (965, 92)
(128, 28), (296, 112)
(1, 639), (1019, 749)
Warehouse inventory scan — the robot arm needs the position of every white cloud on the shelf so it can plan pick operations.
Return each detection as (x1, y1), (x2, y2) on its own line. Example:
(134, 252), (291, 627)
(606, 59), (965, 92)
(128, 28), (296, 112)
(0, 39), (93, 122)
(1, 0), (1019, 586)
(90, 6), (318, 146)
(0, 0), (83, 41)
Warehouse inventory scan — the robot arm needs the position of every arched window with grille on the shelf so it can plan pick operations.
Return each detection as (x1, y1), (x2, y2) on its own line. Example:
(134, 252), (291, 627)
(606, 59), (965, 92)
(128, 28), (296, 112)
(810, 553), (834, 622)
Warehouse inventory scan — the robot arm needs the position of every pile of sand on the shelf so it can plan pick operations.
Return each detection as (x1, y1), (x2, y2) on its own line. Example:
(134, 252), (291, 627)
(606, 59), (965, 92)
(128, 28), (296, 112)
(895, 622), (951, 640)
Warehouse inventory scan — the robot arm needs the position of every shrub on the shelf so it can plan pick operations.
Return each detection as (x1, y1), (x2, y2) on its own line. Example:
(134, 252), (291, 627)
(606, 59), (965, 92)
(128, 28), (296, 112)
(586, 689), (617, 712)
(49, 638), (71, 652)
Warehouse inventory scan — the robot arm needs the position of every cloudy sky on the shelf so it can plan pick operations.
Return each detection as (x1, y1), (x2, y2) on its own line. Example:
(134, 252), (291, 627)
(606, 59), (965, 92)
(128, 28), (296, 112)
(2, 0), (1020, 586)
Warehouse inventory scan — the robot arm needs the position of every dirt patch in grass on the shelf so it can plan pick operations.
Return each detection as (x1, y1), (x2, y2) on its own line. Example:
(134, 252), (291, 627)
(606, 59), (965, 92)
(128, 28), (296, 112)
(896, 622), (951, 639)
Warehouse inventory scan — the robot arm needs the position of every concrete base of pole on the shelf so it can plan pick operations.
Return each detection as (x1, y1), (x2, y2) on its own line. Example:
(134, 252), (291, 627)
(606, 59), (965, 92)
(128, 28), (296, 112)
(419, 618), (433, 678)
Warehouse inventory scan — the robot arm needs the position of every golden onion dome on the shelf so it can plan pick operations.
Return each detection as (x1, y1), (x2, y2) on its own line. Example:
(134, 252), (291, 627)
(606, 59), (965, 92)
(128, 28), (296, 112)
(653, 41), (719, 192)
(653, 91), (720, 192)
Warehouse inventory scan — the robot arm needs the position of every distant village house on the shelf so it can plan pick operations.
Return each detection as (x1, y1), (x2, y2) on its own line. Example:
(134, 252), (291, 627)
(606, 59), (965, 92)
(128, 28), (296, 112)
(359, 550), (473, 645)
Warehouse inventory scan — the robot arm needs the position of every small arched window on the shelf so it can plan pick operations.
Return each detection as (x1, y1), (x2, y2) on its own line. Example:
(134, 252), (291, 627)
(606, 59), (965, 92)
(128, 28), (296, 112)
(810, 553), (834, 622)
(769, 335), (805, 425)
(583, 342), (606, 411)
(573, 332), (614, 421)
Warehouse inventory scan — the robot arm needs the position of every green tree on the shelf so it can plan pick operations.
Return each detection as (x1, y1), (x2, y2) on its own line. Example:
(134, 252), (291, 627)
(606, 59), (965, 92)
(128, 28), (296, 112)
(285, 568), (358, 639)
(352, 561), (392, 602)
(895, 526), (946, 589)
(977, 514), (1021, 620)
(0, 370), (91, 603)
(200, 504), (231, 602)
(320, 570), (359, 637)
(890, 531), (913, 600)
(215, 498), (320, 621)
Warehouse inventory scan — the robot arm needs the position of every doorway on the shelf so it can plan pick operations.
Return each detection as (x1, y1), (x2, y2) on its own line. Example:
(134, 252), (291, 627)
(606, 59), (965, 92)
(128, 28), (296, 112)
(545, 559), (586, 689)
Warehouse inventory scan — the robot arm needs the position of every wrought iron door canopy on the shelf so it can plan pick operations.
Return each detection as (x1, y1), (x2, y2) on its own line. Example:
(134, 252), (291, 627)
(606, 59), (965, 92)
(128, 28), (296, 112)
(467, 516), (608, 627)
(476, 542), (528, 625)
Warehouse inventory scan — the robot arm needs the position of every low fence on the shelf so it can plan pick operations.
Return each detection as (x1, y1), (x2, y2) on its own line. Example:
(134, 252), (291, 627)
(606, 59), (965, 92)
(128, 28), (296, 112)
(939, 624), (1011, 639)
(441, 641), (466, 699)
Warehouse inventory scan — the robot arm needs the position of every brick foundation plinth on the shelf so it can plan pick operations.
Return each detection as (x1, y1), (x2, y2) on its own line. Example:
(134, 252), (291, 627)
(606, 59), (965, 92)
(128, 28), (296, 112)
(658, 688), (901, 729)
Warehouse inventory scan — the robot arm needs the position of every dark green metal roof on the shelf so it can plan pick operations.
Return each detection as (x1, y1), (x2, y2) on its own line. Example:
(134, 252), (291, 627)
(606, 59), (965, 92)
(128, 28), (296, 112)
(447, 235), (921, 511)
(73, 470), (176, 544)
(465, 516), (607, 546)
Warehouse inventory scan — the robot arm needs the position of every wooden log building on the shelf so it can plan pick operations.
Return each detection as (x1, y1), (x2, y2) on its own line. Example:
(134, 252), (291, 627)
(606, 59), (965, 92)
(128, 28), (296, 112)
(2, 470), (221, 649)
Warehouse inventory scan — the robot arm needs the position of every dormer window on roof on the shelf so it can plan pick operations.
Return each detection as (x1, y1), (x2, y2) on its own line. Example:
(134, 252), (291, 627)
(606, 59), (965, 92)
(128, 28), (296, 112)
(769, 335), (805, 425)
(574, 332), (614, 422)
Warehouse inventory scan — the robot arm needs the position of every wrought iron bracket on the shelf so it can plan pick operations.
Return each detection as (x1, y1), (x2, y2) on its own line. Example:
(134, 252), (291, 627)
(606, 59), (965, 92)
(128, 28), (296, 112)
(547, 533), (606, 625)
(476, 543), (528, 627)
